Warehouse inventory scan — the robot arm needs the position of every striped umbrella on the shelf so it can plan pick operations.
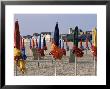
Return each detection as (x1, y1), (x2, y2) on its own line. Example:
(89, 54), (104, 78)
(54, 22), (59, 47)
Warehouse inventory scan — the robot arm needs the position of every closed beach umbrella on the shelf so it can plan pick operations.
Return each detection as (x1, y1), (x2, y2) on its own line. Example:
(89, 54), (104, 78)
(32, 38), (35, 48)
(92, 27), (97, 57)
(74, 26), (78, 47)
(60, 39), (64, 49)
(22, 38), (25, 48)
(92, 27), (97, 47)
(38, 34), (41, 49)
(54, 22), (59, 47)
(30, 38), (32, 49)
(80, 38), (82, 48)
(36, 38), (38, 48)
(41, 36), (43, 49)
(43, 37), (46, 47)
(14, 20), (20, 49)
(86, 38), (89, 48)
(59, 39), (61, 48)
(20, 36), (22, 49)
(62, 40), (64, 49)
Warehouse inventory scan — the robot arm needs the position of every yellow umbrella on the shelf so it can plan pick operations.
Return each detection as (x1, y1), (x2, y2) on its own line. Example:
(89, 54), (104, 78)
(92, 27), (97, 47)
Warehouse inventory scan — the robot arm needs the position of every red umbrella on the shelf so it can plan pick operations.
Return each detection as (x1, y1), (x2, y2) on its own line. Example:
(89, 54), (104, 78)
(20, 36), (22, 49)
(86, 38), (88, 48)
(14, 20), (20, 50)
(22, 38), (25, 48)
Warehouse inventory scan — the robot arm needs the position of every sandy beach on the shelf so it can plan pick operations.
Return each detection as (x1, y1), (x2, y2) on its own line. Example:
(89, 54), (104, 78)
(14, 41), (97, 76)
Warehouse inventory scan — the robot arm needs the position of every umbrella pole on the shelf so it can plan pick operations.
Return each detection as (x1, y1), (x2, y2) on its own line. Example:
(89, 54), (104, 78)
(94, 57), (96, 75)
(16, 61), (17, 76)
(38, 53), (40, 67)
(86, 48), (87, 54)
(54, 59), (56, 76)
(75, 56), (77, 76)
(52, 58), (54, 64)
(62, 58), (64, 70)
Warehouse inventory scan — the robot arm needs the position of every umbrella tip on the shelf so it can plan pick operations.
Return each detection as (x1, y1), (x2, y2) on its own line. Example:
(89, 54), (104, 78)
(15, 19), (18, 22)
(56, 22), (58, 24)
(75, 26), (78, 29)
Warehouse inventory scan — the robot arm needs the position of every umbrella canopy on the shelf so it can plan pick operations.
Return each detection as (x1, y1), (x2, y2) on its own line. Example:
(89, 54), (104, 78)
(14, 20), (20, 49)
(74, 26), (79, 47)
(54, 22), (59, 47)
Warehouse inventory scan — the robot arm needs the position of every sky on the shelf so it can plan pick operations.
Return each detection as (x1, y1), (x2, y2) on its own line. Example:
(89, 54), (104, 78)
(14, 14), (97, 36)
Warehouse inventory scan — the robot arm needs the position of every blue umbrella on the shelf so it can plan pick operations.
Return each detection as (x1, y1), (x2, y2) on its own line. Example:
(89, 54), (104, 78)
(54, 22), (59, 47)
(21, 47), (27, 60)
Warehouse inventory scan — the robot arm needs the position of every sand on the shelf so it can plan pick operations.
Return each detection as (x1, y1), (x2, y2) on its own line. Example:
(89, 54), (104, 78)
(14, 41), (97, 76)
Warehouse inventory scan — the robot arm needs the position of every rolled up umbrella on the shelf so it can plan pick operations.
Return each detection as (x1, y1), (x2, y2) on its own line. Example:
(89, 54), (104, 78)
(30, 38), (32, 49)
(32, 38), (35, 48)
(80, 38), (82, 48)
(38, 34), (41, 49)
(92, 27), (97, 47)
(86, 38), (89, 48)
(21, 47), (27, 60)
(43, 37), (46, 47)
(41, 37), (43, 49)
(43, 37), (47, 50)
(14, 20), (20, 50)
(74, 26), (78, 47)
(54, 22), (59, 47)
(59, 39), (61, 48)
(73, 26), (84, 57)
(36, 38), (38, 48)
(62, 40), (64, 49)
(92, 27), (97, 57)
(22, 38), (25, 48)
(20, 36), (22, 50)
